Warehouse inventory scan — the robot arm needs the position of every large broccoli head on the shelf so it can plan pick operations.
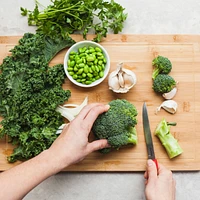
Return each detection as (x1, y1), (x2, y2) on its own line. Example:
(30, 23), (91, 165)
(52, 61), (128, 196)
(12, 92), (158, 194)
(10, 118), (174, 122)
(152, 74), (176, 93)
(92, 99), (138, 153)
(152, 55), (172, 80)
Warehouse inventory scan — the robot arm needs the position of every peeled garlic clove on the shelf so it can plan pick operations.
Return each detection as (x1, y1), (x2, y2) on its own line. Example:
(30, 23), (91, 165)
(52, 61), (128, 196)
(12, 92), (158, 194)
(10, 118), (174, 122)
(156, 100), (178, 114)
(162, 88), (177, 100)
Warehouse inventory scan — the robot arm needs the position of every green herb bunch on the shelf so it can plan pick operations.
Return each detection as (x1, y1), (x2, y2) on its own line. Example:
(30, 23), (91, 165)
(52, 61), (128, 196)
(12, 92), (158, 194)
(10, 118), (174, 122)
(21, 0), (128, 42)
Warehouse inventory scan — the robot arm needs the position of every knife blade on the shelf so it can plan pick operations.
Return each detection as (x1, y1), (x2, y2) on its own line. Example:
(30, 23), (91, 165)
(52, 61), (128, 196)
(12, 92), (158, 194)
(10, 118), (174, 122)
(142, 102), (158, 171)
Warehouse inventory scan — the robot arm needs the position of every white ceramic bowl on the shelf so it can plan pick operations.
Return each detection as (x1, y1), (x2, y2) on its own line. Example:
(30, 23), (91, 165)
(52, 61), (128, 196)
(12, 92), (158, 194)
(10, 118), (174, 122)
(64, 41), (110, 88)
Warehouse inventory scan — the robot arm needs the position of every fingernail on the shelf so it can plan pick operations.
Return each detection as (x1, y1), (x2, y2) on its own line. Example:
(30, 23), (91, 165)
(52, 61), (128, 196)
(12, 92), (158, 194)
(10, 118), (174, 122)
(105, 105), (110, 110)
(147, 159), (153, 166)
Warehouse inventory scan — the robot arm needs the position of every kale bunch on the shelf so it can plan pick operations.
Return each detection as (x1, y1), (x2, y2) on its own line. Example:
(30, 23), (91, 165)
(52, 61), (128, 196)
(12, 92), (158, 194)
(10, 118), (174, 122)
(92, 99), (138, 153)
(0, 33), (75, 162)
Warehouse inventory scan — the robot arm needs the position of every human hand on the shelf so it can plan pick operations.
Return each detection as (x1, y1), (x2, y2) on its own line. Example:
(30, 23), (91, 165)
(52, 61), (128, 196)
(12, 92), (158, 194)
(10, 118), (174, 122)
(48, 103), (110, 171)
(144, 159), (176, 200)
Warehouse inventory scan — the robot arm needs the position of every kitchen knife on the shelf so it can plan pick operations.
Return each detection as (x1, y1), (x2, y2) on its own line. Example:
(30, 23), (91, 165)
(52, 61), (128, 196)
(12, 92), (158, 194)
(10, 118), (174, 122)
(142, 102), (158, 171)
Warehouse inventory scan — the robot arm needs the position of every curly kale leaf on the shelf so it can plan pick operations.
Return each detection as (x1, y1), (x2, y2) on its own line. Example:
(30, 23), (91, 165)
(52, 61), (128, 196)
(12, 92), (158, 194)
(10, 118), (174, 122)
(0, 33), (73, 162)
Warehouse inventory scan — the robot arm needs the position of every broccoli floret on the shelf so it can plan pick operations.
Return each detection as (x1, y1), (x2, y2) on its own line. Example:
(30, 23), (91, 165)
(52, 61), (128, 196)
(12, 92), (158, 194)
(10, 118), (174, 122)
(152, 74), (176, 93)
(92, 99), (138, 153)
(152, 56), (172, 80)
(155, 119), (183, 159)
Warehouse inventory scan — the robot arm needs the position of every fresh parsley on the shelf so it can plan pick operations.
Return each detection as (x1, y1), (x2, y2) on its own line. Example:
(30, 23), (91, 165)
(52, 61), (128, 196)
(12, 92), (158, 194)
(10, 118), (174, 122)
(21, 0), (128, 42)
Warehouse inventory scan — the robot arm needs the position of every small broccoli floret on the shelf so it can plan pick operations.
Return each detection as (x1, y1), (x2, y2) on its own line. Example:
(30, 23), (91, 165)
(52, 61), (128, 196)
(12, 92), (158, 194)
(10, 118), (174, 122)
(92, 99), (138, 153)
(152, 56), (172, 80)
(152, 74), (176, 93)
(155, 119), (183, 159)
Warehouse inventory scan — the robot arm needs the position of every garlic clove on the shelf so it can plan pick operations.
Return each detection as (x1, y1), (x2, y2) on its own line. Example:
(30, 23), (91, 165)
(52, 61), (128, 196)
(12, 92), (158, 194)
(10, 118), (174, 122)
(162, 88), (177, 100)
(113, 88), (130, 93)
(118, 71), (125, 87)
(156, 100), (178, 114)
(108, 62), (137, 93)
(108, 74), (121, 91)
(122, 70), (137, 88)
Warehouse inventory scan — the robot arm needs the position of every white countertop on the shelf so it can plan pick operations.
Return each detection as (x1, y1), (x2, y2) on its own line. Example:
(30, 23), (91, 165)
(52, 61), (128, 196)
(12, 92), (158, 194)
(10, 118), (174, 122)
(1, 0), (200, 199)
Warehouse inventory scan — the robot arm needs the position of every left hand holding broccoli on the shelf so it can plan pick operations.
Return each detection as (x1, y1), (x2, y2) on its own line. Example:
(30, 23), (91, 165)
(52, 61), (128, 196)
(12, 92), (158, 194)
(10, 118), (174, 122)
(48, 103), (110, 170)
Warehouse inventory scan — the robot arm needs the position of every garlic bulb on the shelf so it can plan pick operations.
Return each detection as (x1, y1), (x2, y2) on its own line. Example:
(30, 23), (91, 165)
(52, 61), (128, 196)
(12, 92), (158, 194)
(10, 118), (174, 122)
(108, 63), (137, 93)
(162, 88), (177, 100)
(156, 100), (178, 114)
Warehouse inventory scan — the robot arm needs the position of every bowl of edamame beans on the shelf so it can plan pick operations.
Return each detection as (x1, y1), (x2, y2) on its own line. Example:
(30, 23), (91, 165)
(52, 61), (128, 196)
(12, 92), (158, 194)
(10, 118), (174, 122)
(64, 41), (110, 87)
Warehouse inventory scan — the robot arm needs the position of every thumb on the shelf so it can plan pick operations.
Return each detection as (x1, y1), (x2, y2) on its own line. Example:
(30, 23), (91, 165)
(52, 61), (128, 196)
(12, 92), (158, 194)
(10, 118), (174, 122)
(87, 139), (110, 153)
(146, 159), (157, 182)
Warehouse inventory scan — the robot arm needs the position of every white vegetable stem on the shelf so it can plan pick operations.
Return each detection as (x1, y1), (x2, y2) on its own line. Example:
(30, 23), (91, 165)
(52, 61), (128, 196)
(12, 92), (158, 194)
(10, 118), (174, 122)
(56, 96), (88, 121)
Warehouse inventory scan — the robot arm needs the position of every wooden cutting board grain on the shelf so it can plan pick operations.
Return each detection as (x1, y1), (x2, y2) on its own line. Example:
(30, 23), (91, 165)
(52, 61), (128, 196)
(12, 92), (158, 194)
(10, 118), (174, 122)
(0, 34), (200, 171)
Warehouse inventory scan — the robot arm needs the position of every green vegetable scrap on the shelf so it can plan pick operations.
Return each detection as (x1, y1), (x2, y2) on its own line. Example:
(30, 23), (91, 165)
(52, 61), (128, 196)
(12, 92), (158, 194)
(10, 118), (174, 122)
(92, 99), (138, 153)
(0, 33), (74, 162)
(20, 0), (128, 42)
(67, 46), (107, 85)
(152, 74), (176, 93)
(152, 55), (172, 80)
(155, 119), (183, 159)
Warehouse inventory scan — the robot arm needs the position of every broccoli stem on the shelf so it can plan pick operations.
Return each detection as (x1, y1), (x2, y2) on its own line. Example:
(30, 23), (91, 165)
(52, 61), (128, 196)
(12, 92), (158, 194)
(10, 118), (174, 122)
(152, 68), (160, 80)
(128, 127), (137, 145)
(155, 119), (183, 159)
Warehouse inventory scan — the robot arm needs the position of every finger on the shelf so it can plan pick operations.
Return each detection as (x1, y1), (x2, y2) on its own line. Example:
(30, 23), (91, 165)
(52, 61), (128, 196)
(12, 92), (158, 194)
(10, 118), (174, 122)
(87, 139), (109, 153)
(75, 103), (104, 121)
(144, 171), (148, 179)
(84, 104), (110, 128)
(158, 163), (169, 175)
(146, 159), (157, 182)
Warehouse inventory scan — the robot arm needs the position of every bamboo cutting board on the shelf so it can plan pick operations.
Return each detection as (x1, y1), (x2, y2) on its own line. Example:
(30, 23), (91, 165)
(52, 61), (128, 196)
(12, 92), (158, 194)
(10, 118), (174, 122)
(0, 34), (200, 171)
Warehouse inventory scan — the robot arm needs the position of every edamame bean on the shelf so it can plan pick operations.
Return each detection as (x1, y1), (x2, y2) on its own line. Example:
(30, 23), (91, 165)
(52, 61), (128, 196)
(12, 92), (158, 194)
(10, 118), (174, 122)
(77, 68), (84, 75)
(76, 59), (82, 64)
(73, 74), (78, 79)
(79, 63), (85, 68)
(70, 60), (75, 67)
(82, 73), (86, 78)
(91, 65), (96, 72)
(69, 71), (74, 76)
(84, 65), (89, 73)
(70, 51), (76, 55)
(87, 73), (93, 78)
(99, 71), (104, 78)
(88, 68), (93, 73)
(85, 80), (92, 85)
(67, 67), (74, 71)
(95, 47), (102, 52)
(87, 56), (95, 62)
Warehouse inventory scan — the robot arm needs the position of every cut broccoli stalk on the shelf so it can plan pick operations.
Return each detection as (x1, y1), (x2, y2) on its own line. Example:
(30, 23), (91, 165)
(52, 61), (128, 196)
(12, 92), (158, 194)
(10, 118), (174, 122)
(155, 119), (183, 159)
